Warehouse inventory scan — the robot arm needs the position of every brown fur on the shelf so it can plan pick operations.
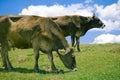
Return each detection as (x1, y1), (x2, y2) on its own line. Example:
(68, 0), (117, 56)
(0, 15), (77, 72)
(51, 14), (105, 51)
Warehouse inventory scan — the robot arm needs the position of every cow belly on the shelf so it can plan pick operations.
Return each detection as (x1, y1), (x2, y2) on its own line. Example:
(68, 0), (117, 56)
(32, 36), (64, 53)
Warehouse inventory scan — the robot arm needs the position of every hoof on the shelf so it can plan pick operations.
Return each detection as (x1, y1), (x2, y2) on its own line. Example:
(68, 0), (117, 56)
(34, 69), (48, 74)
(77, 49), (81, 52)
(34, 69), (39, 73)
(8, 67), (13, 71)
(4, 67), (13, 71)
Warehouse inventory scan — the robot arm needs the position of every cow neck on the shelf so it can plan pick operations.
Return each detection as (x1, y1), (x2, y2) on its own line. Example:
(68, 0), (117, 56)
(81, 20), (93, 36)
(80, 25), (89, 36)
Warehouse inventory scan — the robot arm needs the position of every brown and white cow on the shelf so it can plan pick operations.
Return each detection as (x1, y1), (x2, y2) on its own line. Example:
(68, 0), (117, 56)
(51, 13), (105, 51)
(0, 15), (77, 72)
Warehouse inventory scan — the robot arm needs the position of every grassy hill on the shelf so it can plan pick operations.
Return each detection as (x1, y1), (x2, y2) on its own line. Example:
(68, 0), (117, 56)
(0, 43), (120, 80)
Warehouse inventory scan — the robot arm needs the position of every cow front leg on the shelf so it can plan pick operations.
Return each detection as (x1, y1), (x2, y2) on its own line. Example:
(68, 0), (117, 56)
(33, 49), (39, 72)
(48, 52), (58, 73)
(76, 37), (81, 52)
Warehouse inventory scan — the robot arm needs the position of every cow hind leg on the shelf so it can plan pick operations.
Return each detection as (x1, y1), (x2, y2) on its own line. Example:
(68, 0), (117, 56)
(2, 49), (13, 70)
(1, 38), (13, 70)
(0, 49), (7, 69)
(6, 51), (13, 70)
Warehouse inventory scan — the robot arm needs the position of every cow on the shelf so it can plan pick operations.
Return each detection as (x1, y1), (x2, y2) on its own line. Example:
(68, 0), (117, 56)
(0, 15), (77, 72)
(51, 13), (105, 51)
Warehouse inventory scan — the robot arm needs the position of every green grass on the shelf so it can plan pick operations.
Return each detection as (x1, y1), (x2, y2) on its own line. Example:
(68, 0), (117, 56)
(0, 43), (120, 80)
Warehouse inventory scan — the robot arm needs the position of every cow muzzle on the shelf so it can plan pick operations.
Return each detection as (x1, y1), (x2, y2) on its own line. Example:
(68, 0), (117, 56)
(70, 67), (78, 71)
(101, 24), (105, 28)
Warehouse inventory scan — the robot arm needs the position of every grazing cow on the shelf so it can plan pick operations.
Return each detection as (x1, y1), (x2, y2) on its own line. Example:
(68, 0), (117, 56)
(0, 15), (77, 72)
(51, 13), (105, 51)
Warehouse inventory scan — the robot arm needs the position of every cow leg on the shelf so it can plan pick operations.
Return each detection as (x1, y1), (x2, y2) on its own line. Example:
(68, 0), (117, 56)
(48, 52), (58, 72)
(1, 49), (13, 70)
(71, 36), (75, 47)
(6, 51), (13, 70)
(76, 37), (81, 52)
(1, 47), (7, 69)
(0, 37), (13, 70)
(33, 48), (39, 72)
(0, 37), (6, 69)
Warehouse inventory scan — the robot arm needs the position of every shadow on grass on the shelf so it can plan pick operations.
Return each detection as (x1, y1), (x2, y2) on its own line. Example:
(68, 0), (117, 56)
(0, 67), (33, 73)
(0, 67), (71, 74)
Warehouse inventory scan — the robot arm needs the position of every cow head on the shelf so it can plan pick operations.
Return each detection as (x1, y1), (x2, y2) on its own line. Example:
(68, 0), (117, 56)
(58, 48), (77, 71)
(88, 13), (105, 29)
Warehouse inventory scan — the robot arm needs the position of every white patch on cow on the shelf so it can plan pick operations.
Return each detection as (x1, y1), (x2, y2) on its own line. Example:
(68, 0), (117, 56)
(93, 34), (120, 44)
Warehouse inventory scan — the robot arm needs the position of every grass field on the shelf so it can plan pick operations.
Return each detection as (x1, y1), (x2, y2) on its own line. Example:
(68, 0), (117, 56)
(0, 43), (120, 80)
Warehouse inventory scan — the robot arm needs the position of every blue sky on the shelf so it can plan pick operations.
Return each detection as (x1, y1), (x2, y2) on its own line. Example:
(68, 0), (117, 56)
(0, 0), (120, 44)
(0, 0), (118, 15)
